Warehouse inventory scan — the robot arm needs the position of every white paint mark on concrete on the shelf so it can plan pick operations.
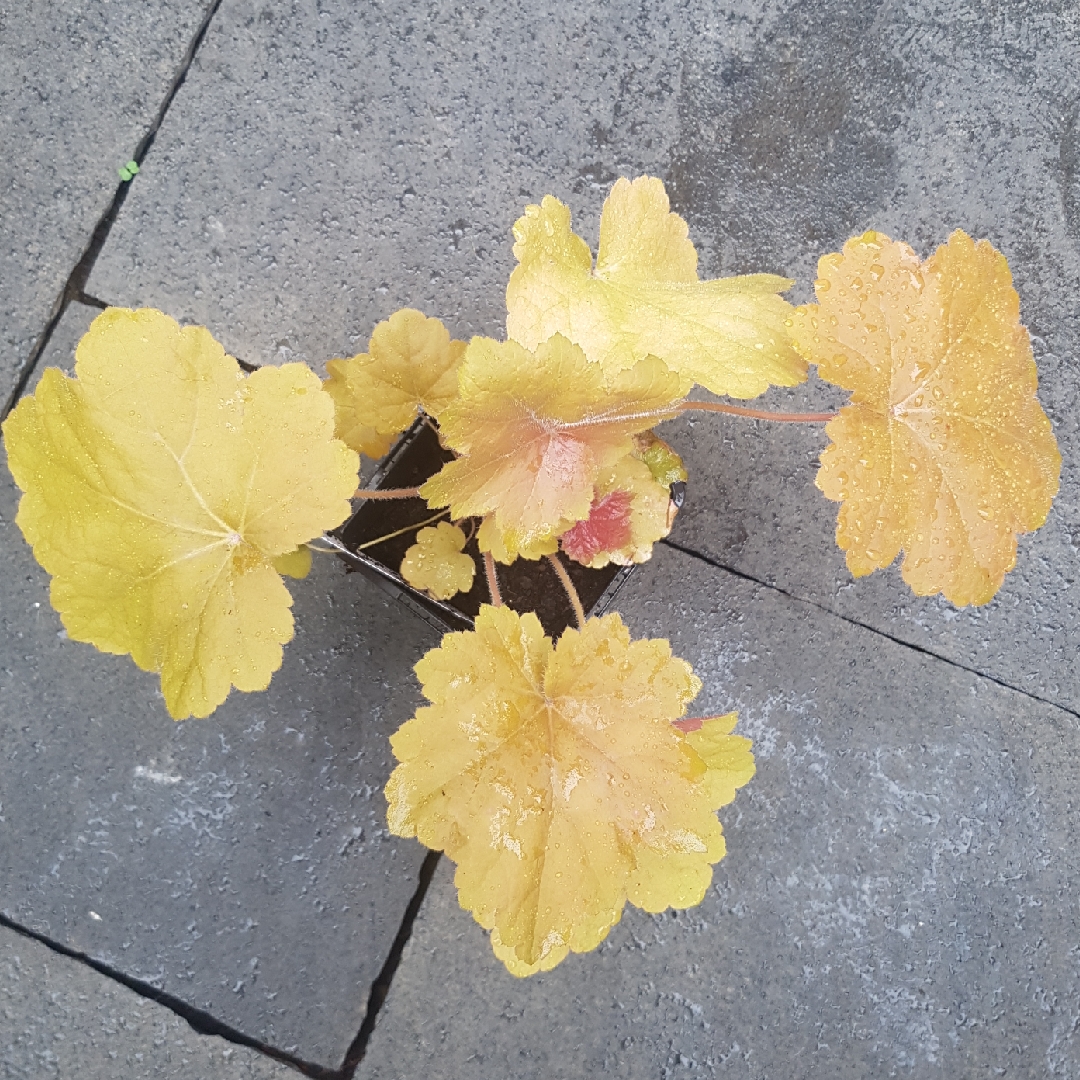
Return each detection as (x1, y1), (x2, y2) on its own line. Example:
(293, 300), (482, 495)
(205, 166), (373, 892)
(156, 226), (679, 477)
(133, 765), (182, 785)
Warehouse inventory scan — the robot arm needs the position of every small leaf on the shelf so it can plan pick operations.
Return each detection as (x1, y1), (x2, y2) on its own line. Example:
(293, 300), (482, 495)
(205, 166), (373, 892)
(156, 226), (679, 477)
(323, 308), (465, 458)
(272, 545), (312, 579)
(791, 230), (1061, 605)
(682, 713), (756, 809)
(2, 308), (359, 718)
(385, 606), (753, 976)
(321, 366), (395, 460)
(560, 454), (674, 568)
(474, 514), (522, 563)
(560, 490), (633, 566)
(636, 431), (688, 489)
(400, 522), (475, 600)
(506, 176), (805, 398)
(420, 334), (684, 561)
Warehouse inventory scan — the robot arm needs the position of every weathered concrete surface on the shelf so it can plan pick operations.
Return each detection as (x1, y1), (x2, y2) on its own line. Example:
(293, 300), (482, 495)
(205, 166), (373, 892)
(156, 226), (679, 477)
(1, 311), (439, 1067)
(32, 300), (99, 377)
(84, 0), (1080, 715)
(0, 0), (210, 395)
(659, 0), (1080, 715)
(0, 924), (294, 1079)
(85, 0), (733, 370)
(5, 0), (1077, 1074)
(358, 544), (1080, 1079)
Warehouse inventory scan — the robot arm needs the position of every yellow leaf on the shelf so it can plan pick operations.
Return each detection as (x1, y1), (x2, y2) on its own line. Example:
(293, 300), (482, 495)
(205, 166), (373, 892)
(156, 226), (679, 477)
(2, 308), (359, 718)
(791, 230), (1061, 605)
(400, 522), (475, 600)
(321, 364), (395, 460)
(271, 545), (312, 580)
(506, 176), (806, 398)
(420, 334), (684, 561)
(385, 606), (753, 976)
(682, 713), (756, 810)
(474, 514), (528, 563)
(323, 308), (465, 457)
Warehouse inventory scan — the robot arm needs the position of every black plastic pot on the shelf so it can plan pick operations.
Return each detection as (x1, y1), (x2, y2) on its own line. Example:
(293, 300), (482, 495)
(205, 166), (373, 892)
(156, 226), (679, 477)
(334, 418), (634, 638)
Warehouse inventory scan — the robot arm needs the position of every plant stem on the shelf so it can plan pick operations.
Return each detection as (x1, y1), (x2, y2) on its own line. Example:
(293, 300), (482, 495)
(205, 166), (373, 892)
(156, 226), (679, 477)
(309, 533), (357, 559)
(678, 401), (837, 423)
(306, 541), (345, 554)
(547, 554), (586, 628)
(354, 509), (449, 552)
(353, 486), (423, 499)
(672, 716), (705, 732)
(484, 552), (503, 607)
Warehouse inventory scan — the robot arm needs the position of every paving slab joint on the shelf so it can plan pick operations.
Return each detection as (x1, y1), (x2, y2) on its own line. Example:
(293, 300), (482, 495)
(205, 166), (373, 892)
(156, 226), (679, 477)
(1, 849), (444, 1079)
(1, 0), (226, 422)
(660, 537), (1080, 722)
(338, 850), (442, 1078)
(0, 909), (335, 1077)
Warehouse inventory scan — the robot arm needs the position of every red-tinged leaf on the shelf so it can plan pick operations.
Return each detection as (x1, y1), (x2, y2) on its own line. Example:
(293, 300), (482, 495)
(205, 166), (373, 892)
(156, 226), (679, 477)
(560, 490), (633, 565)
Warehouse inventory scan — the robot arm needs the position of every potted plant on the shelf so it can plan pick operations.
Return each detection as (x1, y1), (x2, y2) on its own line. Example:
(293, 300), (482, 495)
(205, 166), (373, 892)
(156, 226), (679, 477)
(2, 176), (1060, 977)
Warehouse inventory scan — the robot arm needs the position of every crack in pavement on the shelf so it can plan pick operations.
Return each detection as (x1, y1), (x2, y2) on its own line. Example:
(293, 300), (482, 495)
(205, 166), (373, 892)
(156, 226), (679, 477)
(0, 0), (441, 1073)
(0, 909), (333, 1078)
(1, 0), (226, 422)
(1, 849), (442, 1078)
(339, 850), (442, 1075)
(660, 537), (1080, 723)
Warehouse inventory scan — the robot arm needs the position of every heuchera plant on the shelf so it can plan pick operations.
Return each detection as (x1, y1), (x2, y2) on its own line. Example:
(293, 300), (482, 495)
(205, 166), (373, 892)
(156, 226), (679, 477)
(2, 177), (1061, 976)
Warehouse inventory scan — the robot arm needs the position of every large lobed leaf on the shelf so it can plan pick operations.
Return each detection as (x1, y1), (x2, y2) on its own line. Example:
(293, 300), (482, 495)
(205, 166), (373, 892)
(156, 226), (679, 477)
(385, 605), (755, 976)
(506, 176), (806, 398)
(791, 230), (1061, 606)
(3, 308), (359, 718)
(420, 334), (685, 561)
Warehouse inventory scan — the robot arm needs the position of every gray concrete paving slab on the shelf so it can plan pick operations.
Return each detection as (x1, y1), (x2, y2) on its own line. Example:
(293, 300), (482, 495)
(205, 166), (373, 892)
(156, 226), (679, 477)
(1, 924), (294, 1079)
(0, 0), (211, 396)
(36, 300), (99, 378)
(14, 0), (1074, 1071)
(0, 320), (440, 1066)
(84, 0), (749, 371)
(84, 0), (1080, 713)
(357, 543), (1080, 1079)
(660, 0), (1080, 712)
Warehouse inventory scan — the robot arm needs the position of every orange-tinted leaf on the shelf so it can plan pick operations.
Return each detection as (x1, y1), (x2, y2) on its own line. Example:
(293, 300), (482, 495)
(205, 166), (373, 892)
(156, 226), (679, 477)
(385, 606), (754, 976)
(323, 308), (465, 458)
(506, 176), (805, 398)
(791, 230), (1061, 605)
(399, 522), (475, 600)
(420, 334), (684, 561)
